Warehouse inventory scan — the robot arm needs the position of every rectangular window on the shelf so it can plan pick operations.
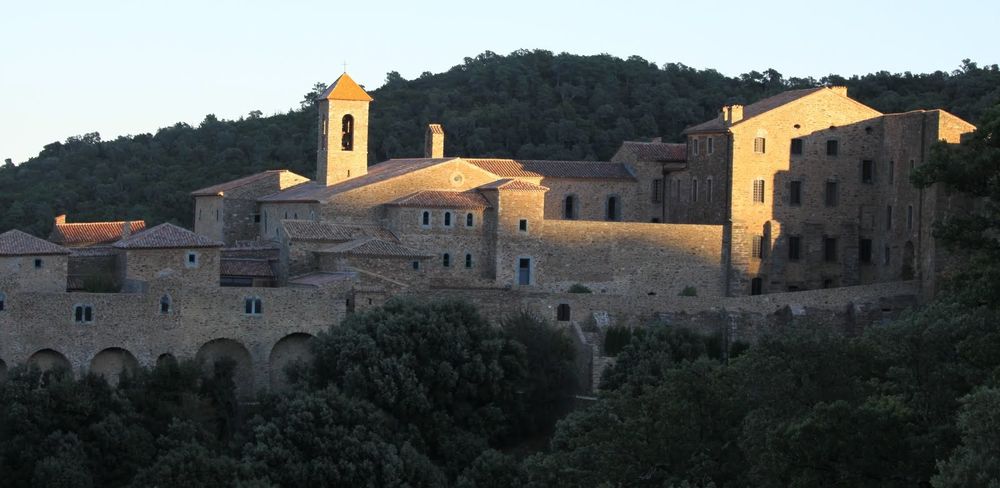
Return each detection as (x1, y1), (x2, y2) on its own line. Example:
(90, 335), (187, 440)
(519, 219), (528, 232)
(691, 179), (699, 203)
(465, 253), (473, 268)
(754, 137), (766, 154)
(907, 205), (913, 230)
(886, 206), (893, 230)
(707, 137), (714, 154)
(253, 214), (261, 223)
(412, 261), (420, 270)
(859, 238), (873, 264)
(652, 179), (662, 203)
(790, 138), (803, 155)
(889, 161), (895, 184)
(0, 294), (5, 312)
(827, 139), (839, 156)
(34, 259), (42, 269)
(824, 237), (838, 262)
(692, 138), (699, 155)
(518, 258), (532, 285)
(883, 246), (891, 266)
(752, 235), (763, 259)
(825, 181), (838, 207)
(753, 179), (765, 204)
(788, 236), (801, 260)
(707, 179), (713, 203)
(789, 181), (802, 206)
(862, 160), (874, 184)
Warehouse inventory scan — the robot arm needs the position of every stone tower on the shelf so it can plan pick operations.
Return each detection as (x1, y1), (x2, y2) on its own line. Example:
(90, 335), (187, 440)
(316, 73), (373, 186)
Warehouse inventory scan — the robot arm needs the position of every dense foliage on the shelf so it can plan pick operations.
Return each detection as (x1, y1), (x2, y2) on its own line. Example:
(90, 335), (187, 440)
(2, 51), (999, 236)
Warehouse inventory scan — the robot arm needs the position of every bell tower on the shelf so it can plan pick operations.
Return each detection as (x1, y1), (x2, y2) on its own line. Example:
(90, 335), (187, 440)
(316, 73), (372, 186)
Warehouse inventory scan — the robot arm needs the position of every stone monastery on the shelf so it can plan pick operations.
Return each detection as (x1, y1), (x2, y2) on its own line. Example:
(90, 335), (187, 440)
(0, 73), (977, 394)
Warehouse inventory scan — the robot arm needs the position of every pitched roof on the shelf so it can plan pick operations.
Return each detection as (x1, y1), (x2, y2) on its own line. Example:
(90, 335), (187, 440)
(49, 220), (146, 246)
(280, 220), (399, 243)
(317, 237), (433, 259)
(465, 159), (635, 180)
(318, 73), (374, 102)
(683, 87), (826, 134)
(0, 230), (71, 256)
(220, 258), (274, 277)
(288, 271), (356, 288)
(477, 179), (550, 191)
(619, 141), (687, 162)
(387, 190), (491, 209)
(113, 223), (223, 249)
(259, 158), (457, 203)
(190, 170), (305, 197)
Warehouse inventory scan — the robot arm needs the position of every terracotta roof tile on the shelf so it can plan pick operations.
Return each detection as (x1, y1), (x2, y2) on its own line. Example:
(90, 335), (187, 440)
(0, 230), (71, 256)
(190, 170), (306, 197)
(318, 73), (374, 102)
(281, 221), (399, 243)
(318, 237), (433, 258)
(259, 158), (457, 203)
(620, 141), (687, 162)
(113, 223), (223, 249)
(220, 258), (274, 277)
(683, 87), (825, 134)
(288, 271), (356, 287)
(466, 159), (634, 179)
(50, 220), (146, 246)
(477, 179), (550, 191)
(387, 190), (490, 209)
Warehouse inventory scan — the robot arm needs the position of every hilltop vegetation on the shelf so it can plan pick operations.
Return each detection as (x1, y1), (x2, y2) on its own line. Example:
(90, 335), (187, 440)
(1, 50), (998, 236)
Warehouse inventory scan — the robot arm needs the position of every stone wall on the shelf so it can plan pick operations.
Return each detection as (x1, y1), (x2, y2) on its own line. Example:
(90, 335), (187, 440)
(0, 255), (68, 293)
(539, 178), (640, 222)
(123, 248), (221, 286)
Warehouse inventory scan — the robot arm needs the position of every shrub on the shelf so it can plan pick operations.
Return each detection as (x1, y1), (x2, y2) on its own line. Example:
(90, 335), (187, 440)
(603, 326), (634, 357)
(568, 283), (592, 294)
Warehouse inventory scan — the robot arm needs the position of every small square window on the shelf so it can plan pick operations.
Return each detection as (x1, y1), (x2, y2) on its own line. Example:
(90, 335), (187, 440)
(827, 140), (839, 156)
(412, 261), (420, 270)
(34, 259), (42, 269)
(519, 219), (528, 232)
(790, 138), (803, 155)
(186, 252), (198, 268)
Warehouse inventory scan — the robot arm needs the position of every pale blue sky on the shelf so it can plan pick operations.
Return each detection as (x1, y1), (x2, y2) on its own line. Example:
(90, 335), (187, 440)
(1, 0), (996, 164)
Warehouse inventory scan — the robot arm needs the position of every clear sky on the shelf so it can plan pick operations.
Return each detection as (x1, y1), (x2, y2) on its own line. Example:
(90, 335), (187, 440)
(1, 0), (996, 164)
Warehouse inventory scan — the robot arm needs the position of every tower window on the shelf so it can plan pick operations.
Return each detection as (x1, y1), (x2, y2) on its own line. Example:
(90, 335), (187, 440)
(707, 137), (714, 155)
(790, 181), (802, 206)
(754, 137), (766, 154)
(557, 304), (571, 322)
(692, 138), (699, 156)
(443, 253), (451, 267)
(825, 181), (839, 207)
(341, 114), (354, 151)
(752, 235), (763, 259)
(444, 211), (452, 227)
(564, 195), (577, 220)
(466, 213), (474, 227)
(160, 295), (171, 314)
(244, 297), (263, 315)
(859, 238), (873, 264)
(606, 196), (620, 221)
(465, 253), (473, 268)
(691, 178), (699, 203)
(823, 237), (838, 262)
(861, 160), (874, 184)
(752, 179), (765, 204)
(790, 138), (803, 155)
(788, 236), (801, 260)
(827, 139), (839, 156)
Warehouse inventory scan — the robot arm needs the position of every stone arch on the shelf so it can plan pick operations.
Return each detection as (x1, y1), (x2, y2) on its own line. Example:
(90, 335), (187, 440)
(269, 333), (316, 391)
(196, 338), (254, 398)
(90, 348), (139, 386)
(27, 349), (71, 373)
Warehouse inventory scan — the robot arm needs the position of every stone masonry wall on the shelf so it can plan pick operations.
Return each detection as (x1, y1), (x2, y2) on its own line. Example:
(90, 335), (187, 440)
(0, 255), (68, 293)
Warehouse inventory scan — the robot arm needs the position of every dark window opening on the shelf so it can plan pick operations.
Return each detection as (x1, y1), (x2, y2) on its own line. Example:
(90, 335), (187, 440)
(691, 179), (699, 202)
(564, 195), (577, 220)
(444, 212), (452, 227)
(862, 160), (874, 184)
(824, 237), (838, 262)
(860, 238), (873, 264)
(889, 161), (895, 184)
(341, 114), (354, 151)
(465, 253), (473, 268)
(606, 196), (620, 221)
(652, 179), (662, 203)
(75, 305), (94, 323)
(886, 206), (893, 230)
(788, 236), (801, 260)
(707, 137), (714, 154)
(884, 246), (891, 265)
(422, 211), (430, 226)
(519, 219), (528, 232)
(160, 295), (171, 314)
(518, 258), (532, 285)
(651, 218), (660, 223)
(466, 213), (474, 227)
(412, 261), (420, 270)
(253, 214), (261, 223)
(827, 139), (839, 156)
(750, 278), (763, 295)
(0, 293), (4, 312)
(907, 205), (913, 230)
(790, 138), (803, 155)
(443, 253), (451, 267)
(790, 181), (802, 206)
(244, 297), (262, 315)
(34, 259), (42, 269)
(557, 304), (571, 322)
(825, 181), (839, 207)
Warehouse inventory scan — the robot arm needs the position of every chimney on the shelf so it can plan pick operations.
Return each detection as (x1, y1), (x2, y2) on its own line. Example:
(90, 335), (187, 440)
(828, 86), (848, 97)
(54, 214), (66, 225)
(425, 124), (444, 158)
(722, 105), (744, 126)
(121, 221), (132, 239)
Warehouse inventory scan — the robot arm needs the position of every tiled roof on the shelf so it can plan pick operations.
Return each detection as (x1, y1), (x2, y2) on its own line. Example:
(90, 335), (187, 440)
(281, 220), (399, 243)
(0, 230), (71, 256)
(113, 223), (223, 249)
(259, 158), (457, 203)
(190, 170), (305, 197)
(50, 220), (146, 246)
(70, 246), (117, 258)
(387, 190), (490, 209)
(477, 179), (550, 191)
(318, 237), (433, 258)
(288, 271), (356, 288)
(465, 159), (635, 179)
(220, 258), (274, 277)
(318, 73), (373, 102)
(619, 141), (687, 162)
(683, 87), (825, 134)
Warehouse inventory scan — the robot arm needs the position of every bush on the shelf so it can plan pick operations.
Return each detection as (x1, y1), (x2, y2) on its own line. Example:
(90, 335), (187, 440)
(568, 283), (592, 294)
(603, 326), (634, 357)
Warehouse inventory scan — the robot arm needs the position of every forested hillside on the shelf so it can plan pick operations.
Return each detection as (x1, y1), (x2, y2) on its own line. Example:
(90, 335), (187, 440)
(2, 50), (998, 236)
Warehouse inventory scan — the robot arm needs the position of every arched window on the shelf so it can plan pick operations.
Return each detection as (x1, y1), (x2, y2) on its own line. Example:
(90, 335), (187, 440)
(465, 253), (473, 268)
(564, 195), (577, 220)
(421, 211), (430, 227)
(74, 304), (94, 323)
(244, 297), (263, 315)
(557, 304), (571, 322)
(341, 114), (354, 151)
(606, 196), (620, 221)
(443, 253), (451, 267)
(160, 295), (171, 314)
(466, 213), (474, 227)
(444, 211), (452, 227)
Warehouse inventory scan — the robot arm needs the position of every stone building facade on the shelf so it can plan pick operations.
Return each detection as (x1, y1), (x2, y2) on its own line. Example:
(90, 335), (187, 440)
(0, 74), (976, 392)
